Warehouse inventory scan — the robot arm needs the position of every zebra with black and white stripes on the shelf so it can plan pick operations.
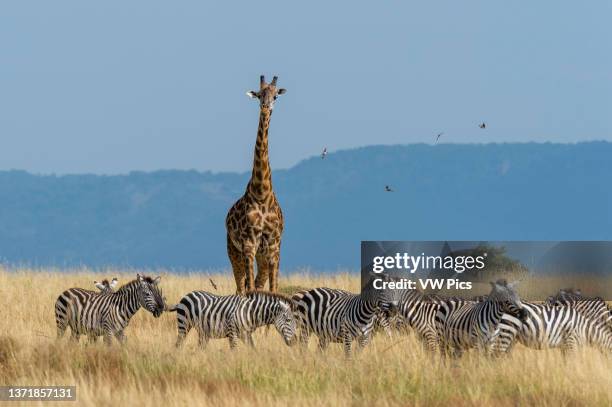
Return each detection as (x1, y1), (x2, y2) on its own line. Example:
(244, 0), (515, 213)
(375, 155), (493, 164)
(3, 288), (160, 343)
(435, 279), (528, 357)
(54, 277), (119, 343)
(167, 290), (297, 349)
(492, 301), (612, 355)
(55, 274), (165, 345)
(371, 289), (476, 353)
(399, 293), (474, 353)
(292, 275), (400, 358)
(546, 289), (612, 329)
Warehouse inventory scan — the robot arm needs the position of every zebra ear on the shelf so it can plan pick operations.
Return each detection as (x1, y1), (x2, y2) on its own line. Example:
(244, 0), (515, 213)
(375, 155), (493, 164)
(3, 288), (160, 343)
(110, 278), (118, 289)
(153, 276), (161, 285)
(137, 274), (143, 282)
(508, 280), (519, 289)
(94, 281), (105, 291)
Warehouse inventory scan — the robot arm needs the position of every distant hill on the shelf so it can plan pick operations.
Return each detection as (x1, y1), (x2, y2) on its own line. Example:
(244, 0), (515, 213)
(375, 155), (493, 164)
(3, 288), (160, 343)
(1, 142), (611, 271)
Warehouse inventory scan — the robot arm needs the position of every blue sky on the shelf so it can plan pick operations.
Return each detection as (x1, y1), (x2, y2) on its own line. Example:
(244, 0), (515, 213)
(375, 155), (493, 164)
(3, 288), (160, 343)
(1, 1), (610, 174)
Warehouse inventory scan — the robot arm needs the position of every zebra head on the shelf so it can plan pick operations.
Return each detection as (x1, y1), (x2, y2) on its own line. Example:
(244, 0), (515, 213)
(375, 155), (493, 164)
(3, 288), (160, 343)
(136, 274), (165, 318)
(94, 277), (118, 294)
(552, 288), (583, 303)
(489, 279), (528, 322)
(362, 273), (401, 316)
(271, 299), (298, 346)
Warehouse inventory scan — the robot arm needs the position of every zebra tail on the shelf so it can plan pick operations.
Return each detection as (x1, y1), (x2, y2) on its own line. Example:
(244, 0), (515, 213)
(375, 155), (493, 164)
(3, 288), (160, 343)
(165, 303), (179, 312)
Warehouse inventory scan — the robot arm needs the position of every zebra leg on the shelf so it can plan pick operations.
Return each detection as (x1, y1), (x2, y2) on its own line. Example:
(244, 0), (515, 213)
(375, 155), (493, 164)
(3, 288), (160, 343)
(561, 332), (578, 357)
(56, 324), (67, 340)
(440, 341), (461, 359)
(114, 330), (127, 345)
(197, 331), (209, 350)
(451, 347), (464, 359)
(343, 334), (354, 359)
(421, 331), (440, 354)
(228, 333), (240, 350)
(317, 338), (329, 352)
(69, 330), (80, 343)
(175, 315), (191, 348)
(88, 335), (98, 345)
(297, 326), (310, 351)
(103, 331), (113, 346)
(175, 332), (186, 348)
(246, 332), (255, 348)
(357, 334), (371, 350)
(55, 315), (67, 340)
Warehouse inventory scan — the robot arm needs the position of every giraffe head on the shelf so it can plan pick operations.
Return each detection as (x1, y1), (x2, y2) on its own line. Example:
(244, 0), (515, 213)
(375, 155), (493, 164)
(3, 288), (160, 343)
(246, 75), (286, 111)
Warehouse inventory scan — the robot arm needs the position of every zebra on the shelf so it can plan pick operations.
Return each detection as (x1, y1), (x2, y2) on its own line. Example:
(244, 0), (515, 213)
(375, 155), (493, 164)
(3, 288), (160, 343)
(370, 288), (477, 353)
(435, 279), (528, 357)
(291, 274), (400, 358)
(54, 277), (119, 343)
(167, 290), (297, 349)
(546, 289), (612, 329)
(492, 301), (612, 355)
(55, 274), (164, 345)
(398, 293), (476, 353)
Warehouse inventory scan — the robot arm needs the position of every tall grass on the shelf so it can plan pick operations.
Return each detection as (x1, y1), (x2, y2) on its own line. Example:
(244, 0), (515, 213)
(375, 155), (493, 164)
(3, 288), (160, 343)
(0, 268), (610, 406)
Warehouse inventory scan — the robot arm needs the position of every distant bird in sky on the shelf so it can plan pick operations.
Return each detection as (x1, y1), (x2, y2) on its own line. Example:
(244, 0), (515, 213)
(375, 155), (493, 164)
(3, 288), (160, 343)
(321, 147), (328, 159)
(479, 122), (486, 129)
(435, 132), (444, 143)
(385, 185), (394, 192)
(209, 278), (218, 291)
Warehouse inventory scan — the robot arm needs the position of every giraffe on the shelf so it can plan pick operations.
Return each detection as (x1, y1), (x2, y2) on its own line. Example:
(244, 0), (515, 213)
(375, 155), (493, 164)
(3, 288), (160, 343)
(226, 75), (287, 294)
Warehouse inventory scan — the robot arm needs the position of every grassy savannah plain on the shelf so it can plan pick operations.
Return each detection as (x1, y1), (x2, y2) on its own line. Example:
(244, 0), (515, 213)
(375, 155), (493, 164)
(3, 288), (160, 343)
(0, 268), (611, 406)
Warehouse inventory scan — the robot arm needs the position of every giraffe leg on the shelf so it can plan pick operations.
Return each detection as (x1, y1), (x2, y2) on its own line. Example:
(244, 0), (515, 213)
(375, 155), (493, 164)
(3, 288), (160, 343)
(242, 238), (259, 293)
(255, 253), (270, 291)
(267, 241), (281, 293)
(245, 253), (256, 292)
(227, 234), (246, 294)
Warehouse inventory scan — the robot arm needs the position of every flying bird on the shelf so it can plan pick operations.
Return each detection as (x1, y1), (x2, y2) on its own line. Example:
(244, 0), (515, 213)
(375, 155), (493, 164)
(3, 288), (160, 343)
(385, 185), (394, 192)
(479, 122), (486, 129)
(209, 279), (218, 291)
(435, 132), (444, 143)
(321, 147), (328, 159)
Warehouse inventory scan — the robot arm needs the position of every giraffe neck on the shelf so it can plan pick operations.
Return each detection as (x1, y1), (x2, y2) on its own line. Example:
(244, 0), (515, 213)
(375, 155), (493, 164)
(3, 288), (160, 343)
(248, 107), (273, 201)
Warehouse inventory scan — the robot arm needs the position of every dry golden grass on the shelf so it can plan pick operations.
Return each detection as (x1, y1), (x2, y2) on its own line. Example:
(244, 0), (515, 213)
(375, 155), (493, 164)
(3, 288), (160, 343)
(0, 268), (611, 406)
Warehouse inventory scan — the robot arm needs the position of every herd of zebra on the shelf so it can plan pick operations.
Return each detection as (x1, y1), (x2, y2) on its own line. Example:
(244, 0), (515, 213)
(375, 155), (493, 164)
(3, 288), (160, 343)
(54, 274), (612, 358)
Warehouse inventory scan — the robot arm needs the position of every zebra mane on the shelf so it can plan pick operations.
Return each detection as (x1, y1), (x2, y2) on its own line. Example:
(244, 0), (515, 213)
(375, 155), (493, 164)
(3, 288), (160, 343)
(114, 275), (159, 292)
(245, 290), (297, 310)
(422, 293), (445, 303)
(116, 279), (141, 293)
